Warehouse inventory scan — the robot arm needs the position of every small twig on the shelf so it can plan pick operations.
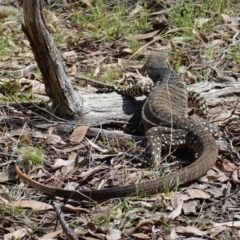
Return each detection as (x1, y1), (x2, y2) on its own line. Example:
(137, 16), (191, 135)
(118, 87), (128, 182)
(52, 201), (78, 240)
(222, 182), (232, 212)
(202, 188), (240, 210)
(75, 75), (115, 89)
(0, 152), (18, 158)
(11, 92), (74, 124)
(87, 127), (145, 141)
(0, 217), (33, 229)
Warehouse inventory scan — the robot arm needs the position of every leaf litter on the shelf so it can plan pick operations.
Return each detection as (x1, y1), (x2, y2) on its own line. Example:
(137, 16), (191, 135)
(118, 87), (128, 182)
(1, 0), (240, 239)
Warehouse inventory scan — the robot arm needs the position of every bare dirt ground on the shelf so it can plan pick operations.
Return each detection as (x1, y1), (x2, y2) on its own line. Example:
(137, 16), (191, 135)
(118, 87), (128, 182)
(1, 0), (240, 239)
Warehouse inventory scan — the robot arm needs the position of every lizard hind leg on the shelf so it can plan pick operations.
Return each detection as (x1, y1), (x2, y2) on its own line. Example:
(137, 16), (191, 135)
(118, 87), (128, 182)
(145, 127), (188, 167)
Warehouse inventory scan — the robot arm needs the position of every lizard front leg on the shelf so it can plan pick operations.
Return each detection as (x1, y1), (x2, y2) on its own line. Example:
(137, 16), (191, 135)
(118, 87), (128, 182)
(115, 83), (154, 97)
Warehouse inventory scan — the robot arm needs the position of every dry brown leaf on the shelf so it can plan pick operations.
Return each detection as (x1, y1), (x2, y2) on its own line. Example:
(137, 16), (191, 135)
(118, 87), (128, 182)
(86, 138), (109, 153)
(131, 232), (151, 239)
(213, 221), (240, 227)
(125, 171), (142, 185)
(210, 39), (225, 47)
(87, 222), (96, 231)
(130, 30), (160, 40)
(68, 64), (78, 75)
(2, 20), (19, 32)
(61, 153), (78, 174)
(91, 153), (120, 160)
(171, 194), (190, 208)
(192, 28), (208, 43)
(69, 126), (89, 143)
(170, 228), (178, 239)
(0, 6), (19, 19)
(0, 171), (16, 182)
(125, 219), (154, 235)
(175, 226), (207, 236)
(64, 204), (90, 213)
(4, 228), (31, 240)
(12, 200), (53, 210)
(186, 71), (197, 83)
(194, 18), (210, 28)
(63, 182), (79, 192)
(232, 170), (240, 185)
(52, 158), (75, 169)
(32, 80), (45, 94)
(206, 186), (224, 198)
(227, 23), (239, 33)
(106, 236), (115, 240)
(208, 171), (229, 182)
(107, 229), (121, 240)
(87, 222), (105, 240)
(0, 195), (9, 204)
(221, 14), (239, 32)
(129, 4), (142, 17)
(32, 131), (65, 144)
(212, 109), (234, 122)
(62, 50), (77, 63)
(222, 161), (237, 172)
(122, 48), (133, 54)
(93, 65), (101, 78)
(216, 139), (229, 152)
(39, 229), (63, 239)
(162, 191), (176, 200)
(183, 200), (199, 215)
(221, 13), (231, 23)
(187, 189), (211, 199)
(178, 65), (187, 74)
(81, 0), (92, 7)
(210, 226), (226, 237)
(168, 200), (183, 219)
(10, 128), (31, 137)
(52, 144), (84, 153)
(79, 166), (109, 179)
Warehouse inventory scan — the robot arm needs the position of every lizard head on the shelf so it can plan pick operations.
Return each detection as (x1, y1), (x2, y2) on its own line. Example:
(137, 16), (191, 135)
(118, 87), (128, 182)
(143, 51), (169, 83)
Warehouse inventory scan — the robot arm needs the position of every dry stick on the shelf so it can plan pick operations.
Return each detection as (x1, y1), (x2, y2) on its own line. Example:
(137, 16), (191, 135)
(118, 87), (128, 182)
(222, 182), (232, 212)
(52, 202), (78, 240)
(75, 75), (115, 89)
(0, 217), (33, 229)
(202, 188), (240, 210)
(8, 92), (72, 124)
(87, 127), (145, 141)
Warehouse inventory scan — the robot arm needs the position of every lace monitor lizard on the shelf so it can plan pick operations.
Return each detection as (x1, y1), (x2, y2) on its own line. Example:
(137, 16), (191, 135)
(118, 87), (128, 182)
(16, 51), (219, 201)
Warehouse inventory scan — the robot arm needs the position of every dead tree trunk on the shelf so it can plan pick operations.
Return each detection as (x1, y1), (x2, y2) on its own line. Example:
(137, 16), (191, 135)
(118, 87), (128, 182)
(22, 0), (84, 119)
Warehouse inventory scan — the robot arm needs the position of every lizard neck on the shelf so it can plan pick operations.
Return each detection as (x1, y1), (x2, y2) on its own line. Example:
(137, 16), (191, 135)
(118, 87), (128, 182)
(151, 68), (182, 85)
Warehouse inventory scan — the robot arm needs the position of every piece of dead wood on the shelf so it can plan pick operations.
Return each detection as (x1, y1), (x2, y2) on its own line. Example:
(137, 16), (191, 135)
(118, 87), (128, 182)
(52, 201), (78, 240)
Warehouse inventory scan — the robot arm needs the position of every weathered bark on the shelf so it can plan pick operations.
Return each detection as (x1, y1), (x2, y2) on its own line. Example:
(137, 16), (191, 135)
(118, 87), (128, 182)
(22, 0), (240, 127)
(188, 81), (240, 105)
(22, 0), (85, 119)
(22, 0), (144, 125)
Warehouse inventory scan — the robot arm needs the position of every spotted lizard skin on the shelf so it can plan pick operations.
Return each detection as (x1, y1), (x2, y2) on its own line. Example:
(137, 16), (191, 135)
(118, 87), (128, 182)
(15, 52), (219, 201)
